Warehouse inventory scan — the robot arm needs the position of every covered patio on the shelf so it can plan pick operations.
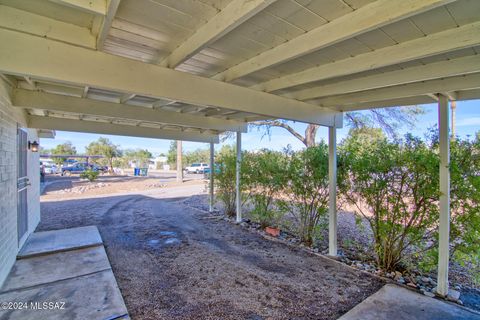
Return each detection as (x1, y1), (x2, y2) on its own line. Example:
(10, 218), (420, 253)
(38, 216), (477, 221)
(0, 0), (479, 318)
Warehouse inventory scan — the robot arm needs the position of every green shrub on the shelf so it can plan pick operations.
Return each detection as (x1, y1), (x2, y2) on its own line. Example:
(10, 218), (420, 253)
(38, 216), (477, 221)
(80, 169), (99, 182)
(339, 134), (440, 271)
(279, 144), (330, 246)
(420, 134), (480, 282)
(243, 150), (287, 228)
(214, 146), (249, 218)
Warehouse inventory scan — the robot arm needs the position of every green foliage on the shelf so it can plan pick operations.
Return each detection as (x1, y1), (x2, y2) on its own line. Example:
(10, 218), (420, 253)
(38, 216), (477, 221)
(279, 144), (330, 246)
(86, 137), (121, 173)
(51, 141), (77, 166)
(184, 148), (210, 166)
(243, 150), (288, 228)
(167, 141), (177, 167)
(449, 137), (480, 278)
(124, 149), (152, 167)
(214, 146), (239, 218)
(339, 134), (440, 271)
(80, 169), (99, 182)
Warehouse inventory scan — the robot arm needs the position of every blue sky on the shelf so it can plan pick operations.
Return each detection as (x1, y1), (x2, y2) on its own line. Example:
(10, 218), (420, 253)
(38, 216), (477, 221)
(40, 100), (480, 156)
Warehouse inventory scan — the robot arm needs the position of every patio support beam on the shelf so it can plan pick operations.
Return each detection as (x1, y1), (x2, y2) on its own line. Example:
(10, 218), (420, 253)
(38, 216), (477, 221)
(313, 73), (480, 108)
(437, 94), (450, 297)
(236, 131), (242, 223)
(253, 21), (480, 92)
(28, 115), (220, 143)
(96, 0), (121, 50)
(209, 142), (215, 213)
(160, 0), (277, 68)
(328, 126), (337, 257)
(294, 55), (480, 101)
(214, 0), (454, 82)
(12, 89), (248, 132)
(0, 28), (341, 127)
(0, 5), (96, 49)
(48, 0), (107, 16)
(177, 141), (183, 183)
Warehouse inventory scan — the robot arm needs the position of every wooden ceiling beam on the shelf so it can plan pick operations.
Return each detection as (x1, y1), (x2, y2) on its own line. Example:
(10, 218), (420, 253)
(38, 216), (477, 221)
(213, 0), (456, 82)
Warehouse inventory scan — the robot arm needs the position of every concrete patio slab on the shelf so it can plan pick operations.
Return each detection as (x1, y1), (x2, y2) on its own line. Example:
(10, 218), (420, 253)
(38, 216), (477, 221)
(0, 246), (111, 292)
(0, 270), (128, 320)
(17, 226), (102, 258)
(340, 284), (480, 320)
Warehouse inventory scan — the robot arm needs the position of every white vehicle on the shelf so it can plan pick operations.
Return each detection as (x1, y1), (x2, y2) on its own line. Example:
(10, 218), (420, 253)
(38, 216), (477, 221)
(185, 163), (209, 174)
(44, 163), (59, 174)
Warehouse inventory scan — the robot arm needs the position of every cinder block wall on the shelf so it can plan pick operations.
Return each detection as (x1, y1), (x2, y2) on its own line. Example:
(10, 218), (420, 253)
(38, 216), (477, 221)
(0, 78), (40, 286)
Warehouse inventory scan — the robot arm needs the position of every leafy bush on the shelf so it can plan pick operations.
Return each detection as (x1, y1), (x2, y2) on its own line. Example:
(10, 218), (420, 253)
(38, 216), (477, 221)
(420, 133), (480, 282)
(279, 145), (330, 246)
(80, 169), (99, 182)
(214, 146), (249, 218)
(339, 134), (440, 271)
(449, 137), (480, 283)
(243, 150), (287, 228)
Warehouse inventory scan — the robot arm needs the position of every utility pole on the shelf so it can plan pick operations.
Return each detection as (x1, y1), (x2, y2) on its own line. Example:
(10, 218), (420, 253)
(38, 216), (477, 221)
(176, 140), (183, 183)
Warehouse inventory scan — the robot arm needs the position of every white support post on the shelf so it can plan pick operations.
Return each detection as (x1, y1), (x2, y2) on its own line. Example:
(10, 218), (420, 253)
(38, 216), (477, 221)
(437, 94), (450, 297)
(236, 131), (242, 223)
(328, 126), (338, 256)
(209, 142), (215, 213)
(176, 140), (183, 183)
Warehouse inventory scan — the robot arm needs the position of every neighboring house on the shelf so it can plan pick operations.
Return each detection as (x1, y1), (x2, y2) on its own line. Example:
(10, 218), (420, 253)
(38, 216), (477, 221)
(0, 78), (54, 286)
(152, 156), (167, 170)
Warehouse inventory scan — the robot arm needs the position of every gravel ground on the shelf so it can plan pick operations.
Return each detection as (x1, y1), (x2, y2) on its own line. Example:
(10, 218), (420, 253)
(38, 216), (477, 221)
(41, 175), (204, 200)
(38, 187), (384, 319)
(185, 194), (480, 312)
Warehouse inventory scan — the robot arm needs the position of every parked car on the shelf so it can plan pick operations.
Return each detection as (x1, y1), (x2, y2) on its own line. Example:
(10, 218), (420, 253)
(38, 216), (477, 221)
(203, 164), (220, 178)
(185, 163), (209, 174)
(61, 162), (104, 176)
(44, 163), (59, 174)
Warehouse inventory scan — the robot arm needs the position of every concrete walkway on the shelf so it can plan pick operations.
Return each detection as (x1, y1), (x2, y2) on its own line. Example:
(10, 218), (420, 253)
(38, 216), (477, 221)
(0, 226), (129, 320)
(340, 284), (480, 320)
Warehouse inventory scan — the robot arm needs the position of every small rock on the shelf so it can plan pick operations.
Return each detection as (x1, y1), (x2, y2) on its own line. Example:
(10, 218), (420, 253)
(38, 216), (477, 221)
(394, 271), (402, 281)
(421, 277), (430, 283)
(454, 285), (461, 291)
(407, 282), (417, 289)
(457, 300), (463, 306)
(446, 289), (460, 302)
(397, 277), (405, 284)
(423, 291), (435, 298)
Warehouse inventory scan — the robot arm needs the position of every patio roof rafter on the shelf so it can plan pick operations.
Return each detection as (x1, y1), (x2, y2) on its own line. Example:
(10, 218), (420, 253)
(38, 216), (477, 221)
(159, 0), (278, 68)
(293, 55), (480, 101)
(28, 115), (220, 143)
(12, 89), (248, 132)
(253, 21), (480, 92)
(314, 73), (480, 108)
(0, 5), (96, 49)
(0, 28), (342, 127)
(48, 0), (107, 16)
(213, 0), (456, 82)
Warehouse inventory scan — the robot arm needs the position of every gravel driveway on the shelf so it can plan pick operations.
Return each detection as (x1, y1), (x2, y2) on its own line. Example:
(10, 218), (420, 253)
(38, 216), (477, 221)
(38, 188), (384, 319)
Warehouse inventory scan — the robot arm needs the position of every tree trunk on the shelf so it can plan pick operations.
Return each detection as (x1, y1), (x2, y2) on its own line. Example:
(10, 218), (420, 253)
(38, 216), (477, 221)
(304, 124), (319, 147)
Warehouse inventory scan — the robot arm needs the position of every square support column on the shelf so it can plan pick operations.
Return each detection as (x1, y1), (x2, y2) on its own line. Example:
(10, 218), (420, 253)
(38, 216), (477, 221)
(236, 131), (242, 223)
(328, 126), (338, 256)
(437, 94), (450, 297)
(209, 142), (215, 212)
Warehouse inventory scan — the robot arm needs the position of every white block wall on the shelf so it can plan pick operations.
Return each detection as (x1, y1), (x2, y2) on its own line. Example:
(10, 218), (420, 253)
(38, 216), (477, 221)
(0, 78), (40, 286)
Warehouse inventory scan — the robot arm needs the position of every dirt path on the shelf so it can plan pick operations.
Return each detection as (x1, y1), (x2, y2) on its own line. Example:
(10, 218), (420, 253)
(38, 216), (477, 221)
(38, 189), (384, 320)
